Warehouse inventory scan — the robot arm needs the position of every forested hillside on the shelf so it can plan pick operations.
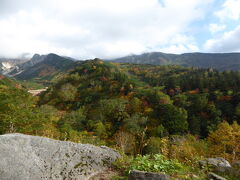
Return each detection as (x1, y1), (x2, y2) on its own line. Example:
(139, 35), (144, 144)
(1, 60), (240, 179)
(0, 75), (60, 135)
(39, 60), (240, 138)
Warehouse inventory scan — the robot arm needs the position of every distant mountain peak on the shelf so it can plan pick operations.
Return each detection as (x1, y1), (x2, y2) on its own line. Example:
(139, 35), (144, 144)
(15, 53), (77, 80)
(31, 53), (41, 59)
(0, 53), (78, 80)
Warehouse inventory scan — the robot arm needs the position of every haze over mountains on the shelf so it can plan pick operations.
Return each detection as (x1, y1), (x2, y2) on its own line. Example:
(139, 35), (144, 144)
(1, 52), (240, 81)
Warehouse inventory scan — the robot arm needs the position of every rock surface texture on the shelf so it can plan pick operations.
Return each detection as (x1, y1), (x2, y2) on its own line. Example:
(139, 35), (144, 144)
(0, 133), (120, 180)
(199, 157), (231, 169)
(207, 172), (226, 180)
(199, 157), (240, 178)
(128, 170), (170, 180)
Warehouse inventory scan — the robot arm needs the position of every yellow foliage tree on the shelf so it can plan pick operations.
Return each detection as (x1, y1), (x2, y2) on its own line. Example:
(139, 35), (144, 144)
(145, 135), (208, 166)
(208, 121), (240, 162)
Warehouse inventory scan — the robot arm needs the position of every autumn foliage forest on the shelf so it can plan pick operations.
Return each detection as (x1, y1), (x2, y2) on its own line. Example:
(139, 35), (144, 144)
(1, 59), (240, 178)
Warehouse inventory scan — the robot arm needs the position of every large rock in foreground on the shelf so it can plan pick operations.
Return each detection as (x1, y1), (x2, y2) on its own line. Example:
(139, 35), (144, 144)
(0, 133), (120, 180)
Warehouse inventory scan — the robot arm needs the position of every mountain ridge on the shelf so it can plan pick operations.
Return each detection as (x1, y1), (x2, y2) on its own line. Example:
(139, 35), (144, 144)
(0, 53), (78, 82)
(15, 53), (77, 80)
(2, 52), (240, 81)
(112, 52), (240, 71)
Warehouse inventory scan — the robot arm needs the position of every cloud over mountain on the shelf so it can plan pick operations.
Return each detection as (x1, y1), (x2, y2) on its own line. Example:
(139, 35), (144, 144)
(0, 0), (214, 58)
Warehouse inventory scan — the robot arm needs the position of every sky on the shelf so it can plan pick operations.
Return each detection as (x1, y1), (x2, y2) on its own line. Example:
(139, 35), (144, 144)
(0, 0), (240, 59)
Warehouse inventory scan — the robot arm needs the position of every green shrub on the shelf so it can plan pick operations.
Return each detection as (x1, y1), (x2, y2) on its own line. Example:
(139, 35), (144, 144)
(114, 154), (187, 175)
(128, 154), (186, 174)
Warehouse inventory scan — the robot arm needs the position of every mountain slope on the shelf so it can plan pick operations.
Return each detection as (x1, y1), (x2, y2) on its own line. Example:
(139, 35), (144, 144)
(15, 53), (77, 80)
(112, 52), (240, 71)
(40, 59), (139, 108)
(0, 75), (18, 88)
(0, 58), (28, 75)
(112, 52), (176, 65)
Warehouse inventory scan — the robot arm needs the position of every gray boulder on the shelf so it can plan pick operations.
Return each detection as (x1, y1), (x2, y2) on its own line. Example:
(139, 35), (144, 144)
(207, 172), (226, 180)
(199, 158), (240, 178)
(199, 157), (231, 170)
(0, 133), (120, 180)
(128, 170), (170, 180)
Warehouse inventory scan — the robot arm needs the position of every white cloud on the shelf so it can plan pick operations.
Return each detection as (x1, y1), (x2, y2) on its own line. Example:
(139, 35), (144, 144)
(203, 0), (240, 53)
(215, 0), (240, 21)
(153, 34), (200, 54)
(159, 44), (199, 54)
(204, 25), (240, 52)
(0, 0), (213, 58)
(209, 24), (226, 34)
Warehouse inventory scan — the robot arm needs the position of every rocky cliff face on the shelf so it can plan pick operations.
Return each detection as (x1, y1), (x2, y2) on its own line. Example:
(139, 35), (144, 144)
(5, 54), (47, 77)
(0, 62), (15, 75)
(0, 58), (27, 75)
(0, 134), (120, 180)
